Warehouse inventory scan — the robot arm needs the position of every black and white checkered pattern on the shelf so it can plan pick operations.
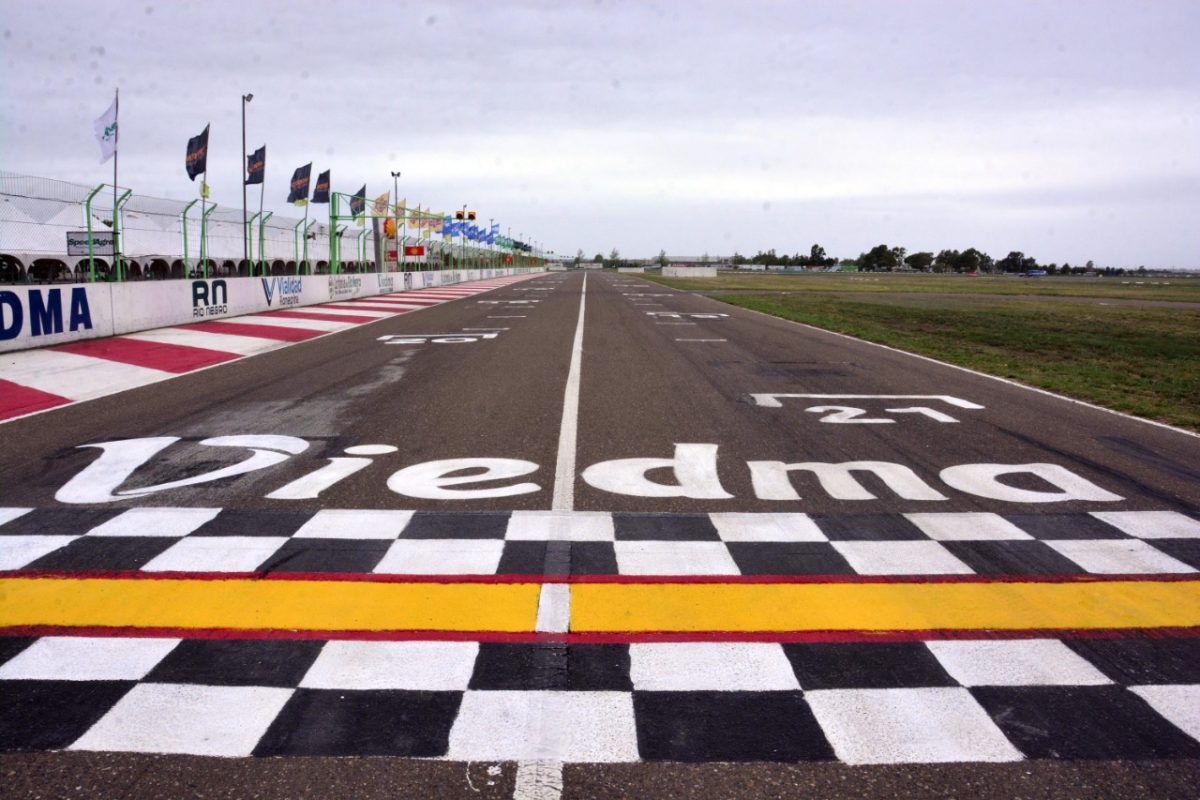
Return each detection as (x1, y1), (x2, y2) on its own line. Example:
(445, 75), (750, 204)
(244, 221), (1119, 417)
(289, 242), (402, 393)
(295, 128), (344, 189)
(1, 634), (1198, 761)
(2, 507), (1198, 576)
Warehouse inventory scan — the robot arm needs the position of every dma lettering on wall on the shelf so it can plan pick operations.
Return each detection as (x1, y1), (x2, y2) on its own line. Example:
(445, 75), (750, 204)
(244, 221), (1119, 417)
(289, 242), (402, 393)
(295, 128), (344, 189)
(0, 287), (94, 340)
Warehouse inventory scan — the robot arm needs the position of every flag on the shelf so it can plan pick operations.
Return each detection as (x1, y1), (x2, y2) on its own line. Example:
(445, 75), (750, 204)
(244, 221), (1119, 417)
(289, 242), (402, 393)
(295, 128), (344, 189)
(185, 124), (210, 180)
(350, 185), (366, 218)
(491, 223), (500, 235)
(372, 191), (390, 217)
(93, 98), (118, 164)
(245, 145), (265, 185)
(288, 163), (311, 205)
(311, 170), (330, 204)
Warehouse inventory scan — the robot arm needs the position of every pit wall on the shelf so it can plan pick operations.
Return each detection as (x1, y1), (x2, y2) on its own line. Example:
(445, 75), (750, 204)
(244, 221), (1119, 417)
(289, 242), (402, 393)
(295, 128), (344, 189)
(0, 268), (541, 353)
(616, 267), (645, 273)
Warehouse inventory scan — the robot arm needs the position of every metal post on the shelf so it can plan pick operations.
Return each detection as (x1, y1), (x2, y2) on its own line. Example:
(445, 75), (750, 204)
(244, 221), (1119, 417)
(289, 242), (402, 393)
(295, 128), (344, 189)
(305, 220), (317, 273)
(258, 211), (274, 274)
(390, 171), (400, 273)
(180, 198), (198, 277)
(241, 93), (253, 268)
(83, 184), (104, 283)
(200, 202), (218, 280)
(329, 194), (338, 275)
(257, 163), (266, 276)
(301, 202), (311, 273)
(247, 210), (261, 275)
(112, 88), (120, 283)
(293, 219), (304, 270)
(460, 204), (467, 269)
(114, 189), (132, 281)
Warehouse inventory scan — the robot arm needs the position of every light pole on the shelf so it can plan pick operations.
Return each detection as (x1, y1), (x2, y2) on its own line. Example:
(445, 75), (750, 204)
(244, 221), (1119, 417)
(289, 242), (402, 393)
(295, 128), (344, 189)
(241, 93), (253, 269)
(390, 170), (401, 272)
(460, 204), (467, 269)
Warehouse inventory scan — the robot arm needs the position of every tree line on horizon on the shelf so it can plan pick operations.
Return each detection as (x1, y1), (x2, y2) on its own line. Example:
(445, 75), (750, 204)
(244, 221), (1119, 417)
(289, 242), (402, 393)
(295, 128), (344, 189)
(733, 244), (1147, 276)
(570, 244), (1151, 276)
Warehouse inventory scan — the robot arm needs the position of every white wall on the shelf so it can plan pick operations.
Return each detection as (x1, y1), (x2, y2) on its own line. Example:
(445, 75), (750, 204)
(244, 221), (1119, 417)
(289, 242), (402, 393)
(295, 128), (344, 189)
(0, 268), (540, 353)
(663, 266), (717, 277)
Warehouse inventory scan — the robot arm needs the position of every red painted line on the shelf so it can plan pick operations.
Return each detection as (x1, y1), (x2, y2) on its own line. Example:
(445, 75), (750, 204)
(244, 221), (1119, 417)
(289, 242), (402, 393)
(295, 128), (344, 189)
(186, 320), (323, 341)
(318, 303), (407, 312)
(367, 296), (444, 304)
(0, 380), (71, 421)
(269, 309), (380, 324)
(3, 569), (544, 584)
(54, 337), (240, 374)
(340, 300), (427, 308)
(562, 572), (1200, 585)
(5, 569), (1196, 585)
(2, 625), (1197, 644)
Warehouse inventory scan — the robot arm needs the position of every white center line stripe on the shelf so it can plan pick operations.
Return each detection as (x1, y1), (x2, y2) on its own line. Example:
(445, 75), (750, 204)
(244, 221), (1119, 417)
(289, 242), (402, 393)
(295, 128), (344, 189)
(552, 273), (587, 512)
(675, 338), (728, 342)
(534, 583), (571, 633)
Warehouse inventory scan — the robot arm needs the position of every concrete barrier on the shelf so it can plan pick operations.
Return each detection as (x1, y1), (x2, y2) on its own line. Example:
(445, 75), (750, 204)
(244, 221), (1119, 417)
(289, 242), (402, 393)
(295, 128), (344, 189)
(0, 268), (540, 354)
(617, 267), (645, 273)
(663, 266), (717, 277)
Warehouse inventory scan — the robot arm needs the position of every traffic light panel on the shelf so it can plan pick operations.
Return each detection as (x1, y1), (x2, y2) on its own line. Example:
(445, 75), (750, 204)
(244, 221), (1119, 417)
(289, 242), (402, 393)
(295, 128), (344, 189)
(455, 210), (465, 220)
(467, 211), (477, 221)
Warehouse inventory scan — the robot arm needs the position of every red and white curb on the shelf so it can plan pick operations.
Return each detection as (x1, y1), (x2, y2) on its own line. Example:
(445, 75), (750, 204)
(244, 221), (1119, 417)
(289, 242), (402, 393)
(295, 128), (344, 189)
(0, 274), (538, 423)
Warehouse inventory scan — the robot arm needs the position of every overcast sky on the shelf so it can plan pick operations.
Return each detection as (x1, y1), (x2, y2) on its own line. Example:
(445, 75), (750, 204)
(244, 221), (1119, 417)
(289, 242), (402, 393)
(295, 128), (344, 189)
(4, 0), (1199, 266)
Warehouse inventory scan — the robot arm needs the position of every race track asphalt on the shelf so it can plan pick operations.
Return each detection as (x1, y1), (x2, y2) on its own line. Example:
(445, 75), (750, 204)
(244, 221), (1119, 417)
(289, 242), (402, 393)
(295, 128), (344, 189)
(1, 270), (1198, 798)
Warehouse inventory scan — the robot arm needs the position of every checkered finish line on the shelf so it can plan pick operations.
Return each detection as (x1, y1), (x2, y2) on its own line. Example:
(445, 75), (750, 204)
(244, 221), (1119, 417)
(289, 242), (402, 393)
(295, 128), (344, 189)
(2, 507), (1198, 577)
(1, 634), (1199, 762)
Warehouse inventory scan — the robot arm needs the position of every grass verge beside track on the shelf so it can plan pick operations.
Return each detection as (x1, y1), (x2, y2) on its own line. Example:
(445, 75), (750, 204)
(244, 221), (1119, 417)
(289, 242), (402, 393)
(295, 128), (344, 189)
(640, 273), (1200, 431)
(643, 272), (1200, 302)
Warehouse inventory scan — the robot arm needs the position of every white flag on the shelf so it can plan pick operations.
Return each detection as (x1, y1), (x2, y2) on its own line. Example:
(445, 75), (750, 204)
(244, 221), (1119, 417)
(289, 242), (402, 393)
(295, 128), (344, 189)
(93, 98), (118, 164)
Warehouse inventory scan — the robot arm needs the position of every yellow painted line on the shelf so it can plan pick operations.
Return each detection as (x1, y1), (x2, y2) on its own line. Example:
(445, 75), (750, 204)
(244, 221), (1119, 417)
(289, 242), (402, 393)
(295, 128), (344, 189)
(4, 577), (1198, 635)
(571, 580), (1200, 632)
(0, 577), (541, 633)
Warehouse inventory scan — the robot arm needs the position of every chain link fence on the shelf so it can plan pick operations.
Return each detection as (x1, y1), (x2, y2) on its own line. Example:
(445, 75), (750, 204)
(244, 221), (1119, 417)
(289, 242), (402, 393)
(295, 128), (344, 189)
(0, 171), (416, 284)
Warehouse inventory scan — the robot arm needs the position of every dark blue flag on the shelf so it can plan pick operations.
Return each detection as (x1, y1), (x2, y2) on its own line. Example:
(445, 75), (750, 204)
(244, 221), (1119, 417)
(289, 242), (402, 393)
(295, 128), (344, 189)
(311, 170), (331, 204)
(185, 124), (210, 181)
(245, 145), (265, 185)
(287, 163), (311, 204)
(350, 185), (366, 217)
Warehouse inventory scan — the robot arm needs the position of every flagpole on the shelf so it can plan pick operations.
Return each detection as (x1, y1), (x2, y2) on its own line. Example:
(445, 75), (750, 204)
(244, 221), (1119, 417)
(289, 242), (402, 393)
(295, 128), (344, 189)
(199, 165), (207, 279)
(258, 175), (265, 277)
(112, 87), (120, 282)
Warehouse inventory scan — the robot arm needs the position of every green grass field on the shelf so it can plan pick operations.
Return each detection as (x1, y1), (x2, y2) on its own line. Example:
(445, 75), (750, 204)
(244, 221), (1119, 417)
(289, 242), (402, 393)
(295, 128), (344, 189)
(638, 271), (1200, 430)
(643, 271), (1200, 302)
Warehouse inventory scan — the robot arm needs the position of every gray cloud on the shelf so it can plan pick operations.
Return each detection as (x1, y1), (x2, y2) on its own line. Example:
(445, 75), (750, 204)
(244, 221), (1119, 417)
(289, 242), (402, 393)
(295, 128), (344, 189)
(3, 0), (1198, 265)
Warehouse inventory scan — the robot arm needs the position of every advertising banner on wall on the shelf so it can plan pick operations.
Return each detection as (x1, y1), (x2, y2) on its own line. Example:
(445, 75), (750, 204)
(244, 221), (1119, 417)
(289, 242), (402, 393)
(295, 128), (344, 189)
(0, 284), (115, 352)
(66, 231), (115, 256)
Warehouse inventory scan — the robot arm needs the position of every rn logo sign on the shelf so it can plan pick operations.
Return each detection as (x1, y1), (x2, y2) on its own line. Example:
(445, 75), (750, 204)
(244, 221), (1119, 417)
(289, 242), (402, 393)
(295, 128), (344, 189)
(0, 287), (94, 341)
(191, 279), (228, 318)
